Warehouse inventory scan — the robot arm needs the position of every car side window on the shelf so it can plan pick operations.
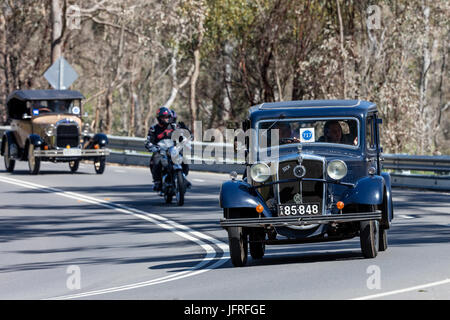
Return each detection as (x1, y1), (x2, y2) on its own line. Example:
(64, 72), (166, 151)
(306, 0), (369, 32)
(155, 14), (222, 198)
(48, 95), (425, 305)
(366, 115), (375, 150)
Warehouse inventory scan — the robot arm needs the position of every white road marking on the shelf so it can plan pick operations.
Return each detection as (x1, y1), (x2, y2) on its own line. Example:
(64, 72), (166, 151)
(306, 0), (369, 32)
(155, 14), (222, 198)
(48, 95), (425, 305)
(0, 176), (229, 299)
(398, 214), (415, 219)
(192, 179), (205, 183)
(352, 278), (450, 300)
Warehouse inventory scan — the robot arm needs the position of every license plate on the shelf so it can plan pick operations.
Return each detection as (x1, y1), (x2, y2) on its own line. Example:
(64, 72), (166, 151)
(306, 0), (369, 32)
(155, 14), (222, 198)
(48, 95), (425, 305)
(63, 148), (82, 156)
(278, 203), (320, 216)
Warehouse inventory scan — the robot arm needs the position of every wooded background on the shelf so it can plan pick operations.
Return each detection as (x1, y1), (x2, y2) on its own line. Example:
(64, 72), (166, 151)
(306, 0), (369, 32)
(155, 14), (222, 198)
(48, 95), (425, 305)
(0, 0), (448, 154)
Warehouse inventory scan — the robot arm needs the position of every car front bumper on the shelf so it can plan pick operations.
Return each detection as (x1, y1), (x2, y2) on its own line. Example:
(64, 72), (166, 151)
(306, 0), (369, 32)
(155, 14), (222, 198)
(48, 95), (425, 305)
(34, 148), (110, 158)
(220, 211), (382, 228)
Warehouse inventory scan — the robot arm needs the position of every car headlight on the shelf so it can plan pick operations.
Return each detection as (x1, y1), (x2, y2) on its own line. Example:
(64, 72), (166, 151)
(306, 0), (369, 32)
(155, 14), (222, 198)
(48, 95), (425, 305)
(327, 160), (347, 180)
(250, 163), (271, 183)
(45, 124), (55, 136)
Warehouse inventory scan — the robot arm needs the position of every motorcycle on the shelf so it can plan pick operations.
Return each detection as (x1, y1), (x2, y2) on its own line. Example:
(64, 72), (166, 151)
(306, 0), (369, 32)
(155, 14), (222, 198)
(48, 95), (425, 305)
(155, 138), (190, 206)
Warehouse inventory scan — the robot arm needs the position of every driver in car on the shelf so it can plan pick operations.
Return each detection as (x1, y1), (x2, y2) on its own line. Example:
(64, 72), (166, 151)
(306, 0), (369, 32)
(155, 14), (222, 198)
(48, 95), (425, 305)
(275, 122), (300, 145)
(145, 107), (177, 191)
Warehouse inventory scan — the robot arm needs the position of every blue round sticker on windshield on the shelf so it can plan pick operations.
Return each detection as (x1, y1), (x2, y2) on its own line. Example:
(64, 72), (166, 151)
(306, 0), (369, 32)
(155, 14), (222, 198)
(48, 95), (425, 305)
(302, 130), (313, 140)
(300, 128), (315, 142)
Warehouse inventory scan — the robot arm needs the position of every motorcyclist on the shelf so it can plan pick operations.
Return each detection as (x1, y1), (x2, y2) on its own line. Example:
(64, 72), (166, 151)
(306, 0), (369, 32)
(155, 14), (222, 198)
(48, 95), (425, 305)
(170, 109), (192, 188)
(145, 107), (177, 191)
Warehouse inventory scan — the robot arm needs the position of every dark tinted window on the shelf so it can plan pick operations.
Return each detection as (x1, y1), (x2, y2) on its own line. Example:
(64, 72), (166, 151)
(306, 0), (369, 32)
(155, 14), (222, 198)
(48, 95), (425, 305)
(366, 115), (375, 149)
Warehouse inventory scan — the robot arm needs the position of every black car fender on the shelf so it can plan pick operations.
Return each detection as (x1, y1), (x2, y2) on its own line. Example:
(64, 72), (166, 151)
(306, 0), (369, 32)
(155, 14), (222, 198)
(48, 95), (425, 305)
(380, 172), (394, 228)
(341, 175), (385, 206)
(28, 134), (44, 147)
(85, 133), (108, 149)
(220, 180), (272, 218)
(92, 133), (108, 147)
(1, 131), (18, 156)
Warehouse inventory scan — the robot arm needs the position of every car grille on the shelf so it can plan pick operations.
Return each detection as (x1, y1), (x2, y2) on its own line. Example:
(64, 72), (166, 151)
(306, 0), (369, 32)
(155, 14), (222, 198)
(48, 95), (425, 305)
(277, 159), (324, 211)
(56, 124), (79, 148)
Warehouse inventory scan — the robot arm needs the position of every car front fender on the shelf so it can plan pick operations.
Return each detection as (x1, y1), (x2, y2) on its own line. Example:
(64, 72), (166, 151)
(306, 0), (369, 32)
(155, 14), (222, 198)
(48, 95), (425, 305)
(380, 172), (394, 228)
(93, 133), (108, 147)
(28, 134), (44, 147)
(341, 175), (385, 206)
(1, 131), (17, 155)
(220, 180), (273, 218)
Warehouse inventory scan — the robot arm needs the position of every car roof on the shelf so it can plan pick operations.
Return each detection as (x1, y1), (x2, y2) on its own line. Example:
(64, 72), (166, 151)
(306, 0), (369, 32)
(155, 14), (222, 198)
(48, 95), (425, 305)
(248, 99), (377, 122)
(7, 89), (85, 102)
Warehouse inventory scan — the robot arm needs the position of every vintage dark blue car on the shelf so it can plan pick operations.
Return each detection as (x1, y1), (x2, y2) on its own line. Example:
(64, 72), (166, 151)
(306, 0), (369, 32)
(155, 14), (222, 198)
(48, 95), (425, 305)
(220, 100), (394, 267)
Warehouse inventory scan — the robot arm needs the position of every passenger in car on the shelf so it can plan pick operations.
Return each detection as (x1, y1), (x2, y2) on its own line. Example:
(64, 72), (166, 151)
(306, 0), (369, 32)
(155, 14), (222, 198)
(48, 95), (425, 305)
(319, 120), (344, 143)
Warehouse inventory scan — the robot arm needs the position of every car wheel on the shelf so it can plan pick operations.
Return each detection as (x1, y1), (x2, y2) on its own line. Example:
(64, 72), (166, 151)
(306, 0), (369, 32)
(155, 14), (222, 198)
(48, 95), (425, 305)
(28, 143), (40, 175)
(3, 143), (15, 173)
(249, 230), (265, 260)
(94, 157), (105, 174)
(379, 227), (388, 252)
(228, 226), (248, 267)
(175, 170), (185, 206)
(69, 160), (80, 173)
(360, 219), (379, 259)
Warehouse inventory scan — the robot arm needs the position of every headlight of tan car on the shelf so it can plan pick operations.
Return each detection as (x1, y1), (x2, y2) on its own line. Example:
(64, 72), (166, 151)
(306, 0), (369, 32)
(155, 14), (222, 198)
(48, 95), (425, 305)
(45, 124), (55, 136)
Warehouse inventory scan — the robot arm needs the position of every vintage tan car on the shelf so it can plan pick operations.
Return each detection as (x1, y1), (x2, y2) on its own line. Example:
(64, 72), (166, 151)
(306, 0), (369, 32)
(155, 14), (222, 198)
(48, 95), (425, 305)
(1, 90), (109, 174)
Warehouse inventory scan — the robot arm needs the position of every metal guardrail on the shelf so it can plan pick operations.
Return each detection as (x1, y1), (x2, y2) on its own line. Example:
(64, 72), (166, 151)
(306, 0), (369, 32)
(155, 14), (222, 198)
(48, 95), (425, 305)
(1, 126), (449, 190)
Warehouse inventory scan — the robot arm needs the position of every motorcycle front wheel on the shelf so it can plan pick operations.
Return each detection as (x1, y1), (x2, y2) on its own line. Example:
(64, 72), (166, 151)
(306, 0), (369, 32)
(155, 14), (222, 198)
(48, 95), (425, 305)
(175, 170), (185, 206)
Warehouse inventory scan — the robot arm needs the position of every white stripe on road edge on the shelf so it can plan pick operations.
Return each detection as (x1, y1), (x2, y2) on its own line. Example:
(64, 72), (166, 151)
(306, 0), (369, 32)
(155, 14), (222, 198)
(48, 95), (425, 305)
(398, 214), (415, 219)
(352, 278), (450, 300)
(0, 176), (229, 299)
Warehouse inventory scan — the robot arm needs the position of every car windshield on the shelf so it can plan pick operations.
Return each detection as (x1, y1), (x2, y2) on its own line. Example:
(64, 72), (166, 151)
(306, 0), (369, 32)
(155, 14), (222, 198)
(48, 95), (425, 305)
(258, 118), (359, 148)
(28, 99), (81, 116)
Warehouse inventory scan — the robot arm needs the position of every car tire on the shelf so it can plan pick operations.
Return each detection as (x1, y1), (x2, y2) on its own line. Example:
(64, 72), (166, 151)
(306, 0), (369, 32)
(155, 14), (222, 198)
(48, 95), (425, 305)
(28, 143), (40, 175)
(94, 157), (105, 174)
(249, 231), (265, 260)
(379, 227), (388, 252)
(228, 226), (248, 267)
(3, 142), (15, 173)
(360, 219), (379, 259)
(69, 160), (80, 173)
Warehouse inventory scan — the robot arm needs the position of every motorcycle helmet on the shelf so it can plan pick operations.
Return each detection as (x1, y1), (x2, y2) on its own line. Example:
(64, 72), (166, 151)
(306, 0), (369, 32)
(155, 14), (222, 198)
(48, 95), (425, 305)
(156, 107), (172, 126)
(170, 110), (177, 124)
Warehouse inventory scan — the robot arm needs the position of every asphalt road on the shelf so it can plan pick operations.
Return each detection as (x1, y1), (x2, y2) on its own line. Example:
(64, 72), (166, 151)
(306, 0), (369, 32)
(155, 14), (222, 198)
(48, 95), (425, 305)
(0, 160), (449, 300)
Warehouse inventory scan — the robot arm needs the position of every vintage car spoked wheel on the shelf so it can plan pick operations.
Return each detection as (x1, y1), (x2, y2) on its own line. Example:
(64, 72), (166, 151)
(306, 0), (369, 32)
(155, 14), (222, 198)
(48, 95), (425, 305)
(27, 144), (40, 175)
(360, 218), (379, 259)
(94, 157), (105, 174)
(3, 143), (15, 172)
(228, 226), (248, 267)
(69, 160), (80, 173)
(249, 230), (265, 259)
(175, 171), (185, 206)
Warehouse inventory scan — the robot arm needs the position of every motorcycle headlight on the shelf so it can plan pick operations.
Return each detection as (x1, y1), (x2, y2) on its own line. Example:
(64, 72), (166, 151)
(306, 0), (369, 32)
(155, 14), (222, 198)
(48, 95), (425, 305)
(250, 163), (271, 183)
(327, 160), (347, 180)
(45, 124), (55, 136)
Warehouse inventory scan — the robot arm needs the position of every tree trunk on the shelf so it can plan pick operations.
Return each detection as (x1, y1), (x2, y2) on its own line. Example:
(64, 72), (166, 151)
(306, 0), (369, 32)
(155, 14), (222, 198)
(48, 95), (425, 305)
(51, 0), (65, 64)
(105, 90), (113, 134)
(222, 42), (233, 122)
(336, 0), (347, 99)
(190, 48), (200, 130)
